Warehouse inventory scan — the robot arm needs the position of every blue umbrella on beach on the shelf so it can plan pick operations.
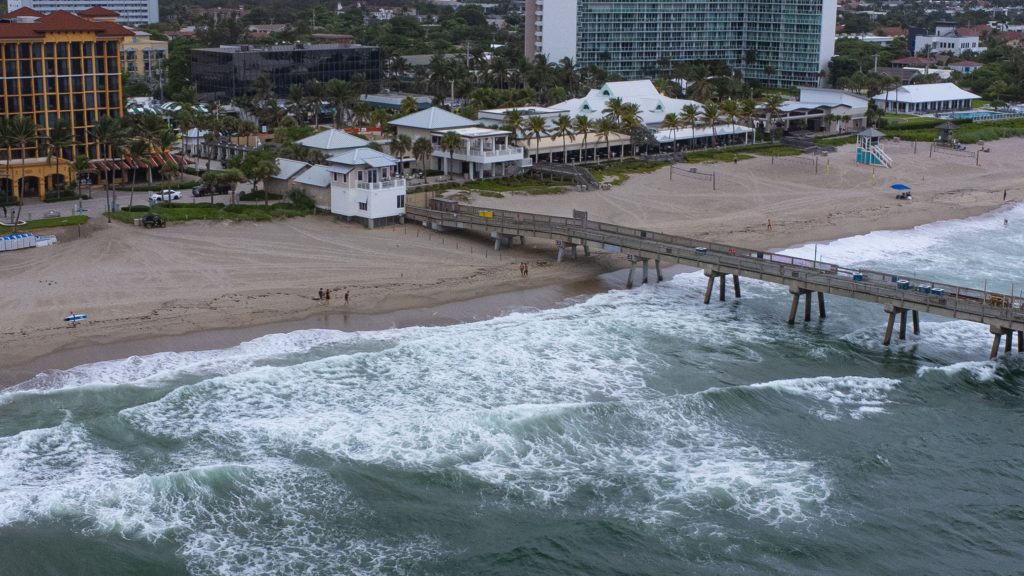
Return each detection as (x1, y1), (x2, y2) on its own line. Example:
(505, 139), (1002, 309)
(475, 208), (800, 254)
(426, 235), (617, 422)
(891, 183), (911, 191)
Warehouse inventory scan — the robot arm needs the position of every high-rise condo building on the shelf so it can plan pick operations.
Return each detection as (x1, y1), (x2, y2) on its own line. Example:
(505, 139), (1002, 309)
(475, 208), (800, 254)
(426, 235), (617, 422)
(5, 0), (158, 26)
(0, 7), (131, 199)
(525, 0), (838, 87)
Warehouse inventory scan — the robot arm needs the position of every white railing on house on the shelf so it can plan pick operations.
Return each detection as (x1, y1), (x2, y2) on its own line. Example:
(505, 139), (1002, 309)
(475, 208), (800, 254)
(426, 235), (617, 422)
(355, 178), (406, 190)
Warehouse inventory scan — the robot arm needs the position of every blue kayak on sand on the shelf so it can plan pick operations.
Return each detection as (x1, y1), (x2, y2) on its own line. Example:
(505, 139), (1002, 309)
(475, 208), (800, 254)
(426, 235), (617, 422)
(64, 314), (87, 322)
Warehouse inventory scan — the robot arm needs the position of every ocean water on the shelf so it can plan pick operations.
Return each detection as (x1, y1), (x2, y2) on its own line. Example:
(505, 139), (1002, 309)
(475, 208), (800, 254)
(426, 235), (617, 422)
(3, 205), (1024, 575)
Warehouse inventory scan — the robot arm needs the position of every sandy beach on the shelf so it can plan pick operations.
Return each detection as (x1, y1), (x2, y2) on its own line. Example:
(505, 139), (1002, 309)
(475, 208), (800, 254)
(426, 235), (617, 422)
(3, 139), (1023, 383)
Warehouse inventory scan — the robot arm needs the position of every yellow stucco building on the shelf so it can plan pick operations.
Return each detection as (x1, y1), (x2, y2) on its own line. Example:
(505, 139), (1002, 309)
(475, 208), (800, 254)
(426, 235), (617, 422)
(121, 28), (167, 82)
(0, 6), (131, 200)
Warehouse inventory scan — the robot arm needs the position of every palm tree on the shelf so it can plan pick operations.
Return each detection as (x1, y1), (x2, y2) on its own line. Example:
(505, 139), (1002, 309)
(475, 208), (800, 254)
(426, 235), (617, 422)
(823, 112), (837, 134)
(92, 116), (125, 219)
(619, 103), (642, 130)
(525, 115), (548, 159)
(399, 96), (419, 117)
(552, 115), (575, 163)
(503, 109), (524, 139)
(326, 79), (352, 127)
(720, 99), (740, 129)
(287, 84), (307, 124)
(47, 117), (73, 199)
(9, 116), (38, 231)
(763, 94), (784, 141)
(305, 79), (324, 129)
(239, 149), (279, 206)
(595, 117), (616, 161)
(682, 104), (701, 145)
(739, 98), (757, 144)
(701, 101), (720, 146)
(688, 76), (714, 103)
(573, 115), (592, 162)
(412, 137), (433, 182)
(127, 138), (151, 208)
(439, 131), (462, 178)
(0, 118), (14, 206)
(602, 97), (624, 125)
(72, 154), (91, 201)
(390, 134), (412, 175)
(661, 112), (681, 158)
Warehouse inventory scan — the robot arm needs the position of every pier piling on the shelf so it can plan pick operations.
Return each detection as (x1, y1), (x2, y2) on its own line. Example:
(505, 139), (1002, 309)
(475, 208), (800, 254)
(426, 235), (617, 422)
(642, 259), (649, 285)
(733, 275), (741, 298)
(788, 292), (801, 325)
(912, 310), (920, 335)
(1006, 330), (1013, 353)
(719, 273), (726, 301)
(899, 309), (908, 340)
(656, 259), (664, 282)
(804, 291), (812, 322)
(991, 331), (1002, 360)
(704, 274), (715, 304)
(883, 309), (897, 346)
(817, 291), (826, 318)
(627, 260), (636, 289)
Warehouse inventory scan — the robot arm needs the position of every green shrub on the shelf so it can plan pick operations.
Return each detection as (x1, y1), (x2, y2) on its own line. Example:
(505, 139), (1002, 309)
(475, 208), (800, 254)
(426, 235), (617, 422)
(43, 192), (81, 203)
(288, 190), (316, 210)
(120, 205), (150, 212)
(239, 191), (282, 201)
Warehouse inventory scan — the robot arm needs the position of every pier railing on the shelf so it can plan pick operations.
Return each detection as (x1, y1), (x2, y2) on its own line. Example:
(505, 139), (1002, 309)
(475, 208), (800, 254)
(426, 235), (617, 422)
(406, 204), (1024, 330)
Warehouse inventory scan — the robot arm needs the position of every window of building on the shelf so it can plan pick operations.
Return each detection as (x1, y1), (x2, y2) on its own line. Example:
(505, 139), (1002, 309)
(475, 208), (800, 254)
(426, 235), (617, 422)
(396, 195), (405, 208)
(358, 201), (367, 211)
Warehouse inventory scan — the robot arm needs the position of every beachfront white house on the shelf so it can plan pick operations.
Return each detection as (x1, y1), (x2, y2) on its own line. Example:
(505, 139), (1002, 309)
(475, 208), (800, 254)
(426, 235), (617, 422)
(325, 148), (406, 228)
(430, 126), (529, 180)
(551, 80), (703, 127)
(776, 87), (870, 133)
(871, 83), (981, 114)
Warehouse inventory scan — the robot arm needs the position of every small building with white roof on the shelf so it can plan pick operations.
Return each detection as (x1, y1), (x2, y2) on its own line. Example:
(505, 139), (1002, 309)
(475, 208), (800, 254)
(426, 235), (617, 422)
(776, 87), (870, 133)
(388, 106), (479, 145)
(296, 128), (371, 156)
(476, 106), (570, 129)
(551, 80), (703, 127)
(871, 83), (980, 114)
(325, 147), (406, 227)
(265, 158), (312, 195)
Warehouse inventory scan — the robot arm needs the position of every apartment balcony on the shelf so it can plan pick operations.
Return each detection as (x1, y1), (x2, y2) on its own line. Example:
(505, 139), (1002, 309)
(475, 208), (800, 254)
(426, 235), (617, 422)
(355, 178), (406, 191)
(433, 145), (525, 164)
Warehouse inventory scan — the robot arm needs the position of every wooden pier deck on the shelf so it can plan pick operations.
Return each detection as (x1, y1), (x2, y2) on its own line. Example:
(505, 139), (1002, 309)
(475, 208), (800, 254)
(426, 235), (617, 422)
(406, 203), (1024, 358)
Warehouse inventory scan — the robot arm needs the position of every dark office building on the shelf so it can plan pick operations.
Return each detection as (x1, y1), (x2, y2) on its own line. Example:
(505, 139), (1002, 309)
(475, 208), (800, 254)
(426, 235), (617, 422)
(191, 43), (381, 100)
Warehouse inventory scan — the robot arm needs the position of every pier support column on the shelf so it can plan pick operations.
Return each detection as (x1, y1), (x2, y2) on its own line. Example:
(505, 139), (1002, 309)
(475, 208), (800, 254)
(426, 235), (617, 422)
(898, 309), (908, 340)
(656, 259), (664, 282)
(583, 243), (591, 257)
(804, 290), (812, 322)
(883, 308), (897, 346)
(912, 310), (920, 335)
(817, 291), (826, 318)
(627, 260), (636, 289)
(556, 245), (564, 262)
(719, 273), (726, 301)
(571, 244), (578, 260)
(991, 331), (1003, 360)
(1018, 331), (1023, 353)
(788, 292), (801, 325)
(642, 259), (649, 285)
(704, 274), (716, 304)
(495, 236), (502, 251)
(1006, 330), (1013, 353)
(733, 275), (741, 298)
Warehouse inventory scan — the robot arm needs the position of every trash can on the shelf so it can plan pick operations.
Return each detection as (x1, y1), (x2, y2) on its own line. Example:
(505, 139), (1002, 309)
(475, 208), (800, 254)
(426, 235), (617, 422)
(916, 285), (931, 294)
(695, 247), (708, 255)
(852, 273), (864, 282)
(932, 288), (945, 297)
(897, 280), (911, 290)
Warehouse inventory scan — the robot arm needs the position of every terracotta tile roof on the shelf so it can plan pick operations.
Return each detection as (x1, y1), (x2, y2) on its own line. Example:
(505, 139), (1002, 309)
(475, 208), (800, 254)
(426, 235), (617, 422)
(2, 6), (44, 17)
(891, 56), (937, 66)
(0, 9), (132, 38)
(78, 5), (119, 16)
(951, 60), (983, 67)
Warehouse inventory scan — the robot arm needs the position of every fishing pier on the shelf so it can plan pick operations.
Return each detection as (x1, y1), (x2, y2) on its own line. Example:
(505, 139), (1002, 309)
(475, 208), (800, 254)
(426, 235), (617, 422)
(406, 202), (1024, 359)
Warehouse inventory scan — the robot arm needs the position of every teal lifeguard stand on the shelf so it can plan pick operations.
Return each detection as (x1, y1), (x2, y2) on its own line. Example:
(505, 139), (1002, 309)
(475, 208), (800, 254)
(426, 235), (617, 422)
(856, 128), (892, 167)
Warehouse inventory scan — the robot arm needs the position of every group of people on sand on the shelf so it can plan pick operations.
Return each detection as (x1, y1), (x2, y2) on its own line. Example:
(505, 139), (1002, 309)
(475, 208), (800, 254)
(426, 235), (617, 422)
(317, 287), (349, 304)
(519, 262), (529, 277)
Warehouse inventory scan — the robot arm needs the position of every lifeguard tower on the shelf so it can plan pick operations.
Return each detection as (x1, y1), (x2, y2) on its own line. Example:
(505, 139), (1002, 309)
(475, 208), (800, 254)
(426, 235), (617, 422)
(935, 122), (956, 146)
(856, 128), (893, 167)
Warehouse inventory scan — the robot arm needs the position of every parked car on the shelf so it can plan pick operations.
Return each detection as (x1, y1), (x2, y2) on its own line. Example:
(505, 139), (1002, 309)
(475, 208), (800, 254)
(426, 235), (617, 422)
(141, 213), (165, 228)
(192, 183), (230, 197)
(150, 189), (182, 202)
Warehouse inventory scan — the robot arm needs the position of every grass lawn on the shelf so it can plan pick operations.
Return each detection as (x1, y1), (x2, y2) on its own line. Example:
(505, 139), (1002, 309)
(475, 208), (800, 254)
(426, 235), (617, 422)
(2, 215), (88, 232)
(118, 179), (202, 192)
(684, 144), (801, 163)
(108, 202), (312, 223)
(590, 159), (669, 184)
(461, 178), (568, 196)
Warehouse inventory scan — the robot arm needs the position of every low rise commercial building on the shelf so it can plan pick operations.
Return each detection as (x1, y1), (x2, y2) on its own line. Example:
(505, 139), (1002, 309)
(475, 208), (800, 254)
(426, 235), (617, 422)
(872, 83), (980, 114)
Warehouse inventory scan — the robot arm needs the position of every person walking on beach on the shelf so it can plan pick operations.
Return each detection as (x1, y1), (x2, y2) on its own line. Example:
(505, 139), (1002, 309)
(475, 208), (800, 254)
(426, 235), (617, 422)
(767, 218), (773, 231)
(344, 289), (349, 304)
(519, 262), (526, 277)
(1004, 190), (1008, 202)
(318, 288), (324, 302)
(325, 288), (331, 303)
(523, 262), (529, 277)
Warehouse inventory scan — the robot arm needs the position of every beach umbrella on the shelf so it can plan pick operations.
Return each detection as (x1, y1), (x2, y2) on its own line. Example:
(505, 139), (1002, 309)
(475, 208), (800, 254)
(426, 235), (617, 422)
(891, 183), (911, 191)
